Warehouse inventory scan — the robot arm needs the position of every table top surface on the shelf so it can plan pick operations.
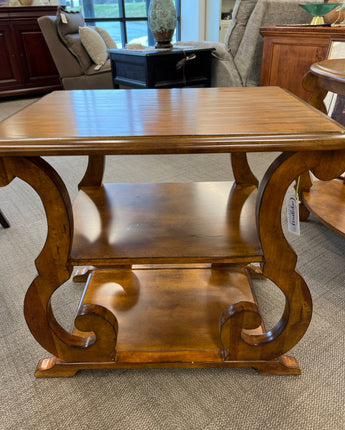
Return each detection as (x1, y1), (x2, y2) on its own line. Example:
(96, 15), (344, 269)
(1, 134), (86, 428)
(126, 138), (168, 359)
(311, 58), (345, 82)
(260, 25), (345, 34)
(108, 46), (214, 56)
(0, 87), (344, 156)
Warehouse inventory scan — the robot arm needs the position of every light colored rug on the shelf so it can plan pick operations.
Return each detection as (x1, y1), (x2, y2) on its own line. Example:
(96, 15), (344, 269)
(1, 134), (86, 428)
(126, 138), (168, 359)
(0, 98), (344, 430)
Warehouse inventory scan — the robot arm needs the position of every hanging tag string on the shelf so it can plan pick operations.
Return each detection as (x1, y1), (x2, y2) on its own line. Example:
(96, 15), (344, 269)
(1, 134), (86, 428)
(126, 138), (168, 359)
(295, 176), (301, 200)
(176, 51), (197, 84)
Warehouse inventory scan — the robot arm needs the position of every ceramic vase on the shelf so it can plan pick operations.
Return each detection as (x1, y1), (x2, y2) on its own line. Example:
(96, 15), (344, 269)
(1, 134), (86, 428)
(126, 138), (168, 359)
(148, 0), (177, 49)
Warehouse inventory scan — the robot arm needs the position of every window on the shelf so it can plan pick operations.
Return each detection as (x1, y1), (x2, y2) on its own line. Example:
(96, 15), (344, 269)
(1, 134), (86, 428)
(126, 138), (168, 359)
(61, 0), (181, 48)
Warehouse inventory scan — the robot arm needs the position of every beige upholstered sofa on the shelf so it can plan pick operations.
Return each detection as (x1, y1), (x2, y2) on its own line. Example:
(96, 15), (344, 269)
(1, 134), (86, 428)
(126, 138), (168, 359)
(176, 0), (320, 87)
(38, 8), (114, 90)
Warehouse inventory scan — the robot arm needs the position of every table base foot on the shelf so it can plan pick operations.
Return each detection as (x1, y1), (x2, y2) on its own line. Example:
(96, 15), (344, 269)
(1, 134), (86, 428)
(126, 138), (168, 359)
(34, 355), (300, 377)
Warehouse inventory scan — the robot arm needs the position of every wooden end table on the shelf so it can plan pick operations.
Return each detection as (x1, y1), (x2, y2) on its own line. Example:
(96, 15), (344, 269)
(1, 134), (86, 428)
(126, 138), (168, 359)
(301, 58), (345, 236)
(0, 87), (344, 377)
(108, 47), (214, 89)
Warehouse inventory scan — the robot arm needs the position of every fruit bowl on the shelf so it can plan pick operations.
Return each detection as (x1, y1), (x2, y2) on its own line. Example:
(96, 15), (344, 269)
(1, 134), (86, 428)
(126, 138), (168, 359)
(299, 3), (341, 25)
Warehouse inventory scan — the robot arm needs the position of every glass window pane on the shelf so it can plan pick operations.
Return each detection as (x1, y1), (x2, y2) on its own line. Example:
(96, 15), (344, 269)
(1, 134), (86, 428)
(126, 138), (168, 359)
(125, 0), (148, 18)
(87, 21), (123, 47)
(81, 0), (120, 19)
(61, 0), (180, 47)
(126, 20), (149, 45)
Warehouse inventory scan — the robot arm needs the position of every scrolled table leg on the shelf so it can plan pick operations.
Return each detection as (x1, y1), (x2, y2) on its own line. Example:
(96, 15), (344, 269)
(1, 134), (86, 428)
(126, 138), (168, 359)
(220, 150), (345, 362)
(78, 155), (105, 189)
(0, 156), (118, 373)
(231, 153), (259, 187)
(302, 71), (328, 114)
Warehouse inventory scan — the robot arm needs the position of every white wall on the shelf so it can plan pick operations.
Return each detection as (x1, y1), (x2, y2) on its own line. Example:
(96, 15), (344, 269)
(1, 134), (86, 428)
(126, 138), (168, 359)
(181, 0), (223, 42)
(205, 0), (221, 41)
(181, 0), (206, 40)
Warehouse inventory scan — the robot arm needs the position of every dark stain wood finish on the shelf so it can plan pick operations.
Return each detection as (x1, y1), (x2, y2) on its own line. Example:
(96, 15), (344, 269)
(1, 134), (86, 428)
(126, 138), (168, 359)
(0, 6), (61, 98)
(109, 47), (214, 89)
(0, 88), (344, 377)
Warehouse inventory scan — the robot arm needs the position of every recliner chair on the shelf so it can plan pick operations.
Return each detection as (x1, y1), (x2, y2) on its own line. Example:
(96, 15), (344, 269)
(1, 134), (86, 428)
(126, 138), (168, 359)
(176, 0), (320, 87)
(38, 14), (113, 90)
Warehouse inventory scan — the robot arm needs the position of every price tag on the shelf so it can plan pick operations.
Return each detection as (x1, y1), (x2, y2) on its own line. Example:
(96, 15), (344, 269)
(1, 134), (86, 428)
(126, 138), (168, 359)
(286, 193), (300, 236)
(61, 13), (68, 24)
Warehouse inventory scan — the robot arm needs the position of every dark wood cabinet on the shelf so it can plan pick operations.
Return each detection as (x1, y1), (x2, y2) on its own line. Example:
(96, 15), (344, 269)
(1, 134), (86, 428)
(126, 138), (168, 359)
(0, 6), (62, 98)
(260, 26), (345, 100)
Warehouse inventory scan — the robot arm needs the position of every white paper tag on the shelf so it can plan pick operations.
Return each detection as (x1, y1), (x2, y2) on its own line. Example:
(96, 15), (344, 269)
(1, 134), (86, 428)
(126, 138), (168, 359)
(61, 13), (68, 24)
(286, 193), (300, 236)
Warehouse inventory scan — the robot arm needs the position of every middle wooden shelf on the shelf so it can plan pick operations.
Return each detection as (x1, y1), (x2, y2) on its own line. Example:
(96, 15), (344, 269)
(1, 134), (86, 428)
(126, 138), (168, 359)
(70, 181), (262, 266)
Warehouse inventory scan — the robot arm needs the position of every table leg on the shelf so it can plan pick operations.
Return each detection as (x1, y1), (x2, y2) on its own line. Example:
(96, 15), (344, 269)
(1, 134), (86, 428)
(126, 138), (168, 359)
(73, 155), (106, 282)
(297, 172), (313, 221)
(219, 150), (345, 364)
(303, 71), (328, 113)
(231, 153), (259, 187)
(0, 156), (118, 376)
(78, 155), (105, 189)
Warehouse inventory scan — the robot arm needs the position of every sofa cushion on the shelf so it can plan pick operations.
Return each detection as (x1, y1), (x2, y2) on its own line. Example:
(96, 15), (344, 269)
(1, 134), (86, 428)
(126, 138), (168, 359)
(225, 0), (257, 56)
(95, 26), (117, 49)
(85, 59), (112, 76)
(56, 6), (84, 37)
(56, 6), (92, 72)
(79, 26), (108, 68)
(63, 33), (92, 71)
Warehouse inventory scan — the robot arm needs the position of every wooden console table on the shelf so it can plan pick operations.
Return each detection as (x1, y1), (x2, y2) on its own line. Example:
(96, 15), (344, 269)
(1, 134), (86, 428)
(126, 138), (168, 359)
(260, 25), (345, 100)
(0, 88), (344, 377)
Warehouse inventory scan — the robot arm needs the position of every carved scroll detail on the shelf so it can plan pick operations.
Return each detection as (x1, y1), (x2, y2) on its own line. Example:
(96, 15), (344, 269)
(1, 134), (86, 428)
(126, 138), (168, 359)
(220, 301), (262, 361)
(220, 150), (345, 361)
(302, 71), (328, 114)
(0, 156), (117, 362)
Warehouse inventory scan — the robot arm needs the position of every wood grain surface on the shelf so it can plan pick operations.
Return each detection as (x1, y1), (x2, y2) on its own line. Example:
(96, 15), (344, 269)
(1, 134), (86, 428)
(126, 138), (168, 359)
(0, 87), (344, 156)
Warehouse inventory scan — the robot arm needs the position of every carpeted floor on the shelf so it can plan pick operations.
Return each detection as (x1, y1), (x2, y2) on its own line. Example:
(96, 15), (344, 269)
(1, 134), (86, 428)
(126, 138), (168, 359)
(0, 97), (344, 430)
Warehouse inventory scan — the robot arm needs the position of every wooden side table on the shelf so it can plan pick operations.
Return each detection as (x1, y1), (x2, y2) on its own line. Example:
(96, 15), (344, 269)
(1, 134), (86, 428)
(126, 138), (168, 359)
(301, 58), (345, 237)
(1, 88), (345, 377)
(260, 26), (345, 100)
(109, 47), (214, 89)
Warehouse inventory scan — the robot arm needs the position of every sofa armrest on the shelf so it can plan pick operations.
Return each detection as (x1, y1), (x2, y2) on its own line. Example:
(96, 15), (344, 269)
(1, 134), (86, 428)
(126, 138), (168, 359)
(38, 15), (82, 78)
(174, 41), (243, 87)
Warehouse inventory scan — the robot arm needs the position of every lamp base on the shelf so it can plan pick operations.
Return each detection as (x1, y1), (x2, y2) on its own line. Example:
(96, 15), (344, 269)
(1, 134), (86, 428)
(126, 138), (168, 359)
(155, 40), (173, 49)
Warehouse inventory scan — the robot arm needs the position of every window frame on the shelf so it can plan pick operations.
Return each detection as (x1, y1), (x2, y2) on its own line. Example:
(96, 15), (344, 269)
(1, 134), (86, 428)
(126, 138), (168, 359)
(80, 0), (181, 47)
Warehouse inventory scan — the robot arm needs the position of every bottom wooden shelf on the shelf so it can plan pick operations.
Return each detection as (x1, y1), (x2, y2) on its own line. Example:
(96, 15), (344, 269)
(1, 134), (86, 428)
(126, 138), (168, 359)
(302, 179), (345, 237)
(35, 266), (300, 376)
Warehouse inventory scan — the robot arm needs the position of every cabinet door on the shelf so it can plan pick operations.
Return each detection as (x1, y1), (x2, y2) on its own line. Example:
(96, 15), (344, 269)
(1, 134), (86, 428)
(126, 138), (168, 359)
(0, 24), (22, 89)
(12, 21), (59, 87)
(260, 35), (328, 100)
